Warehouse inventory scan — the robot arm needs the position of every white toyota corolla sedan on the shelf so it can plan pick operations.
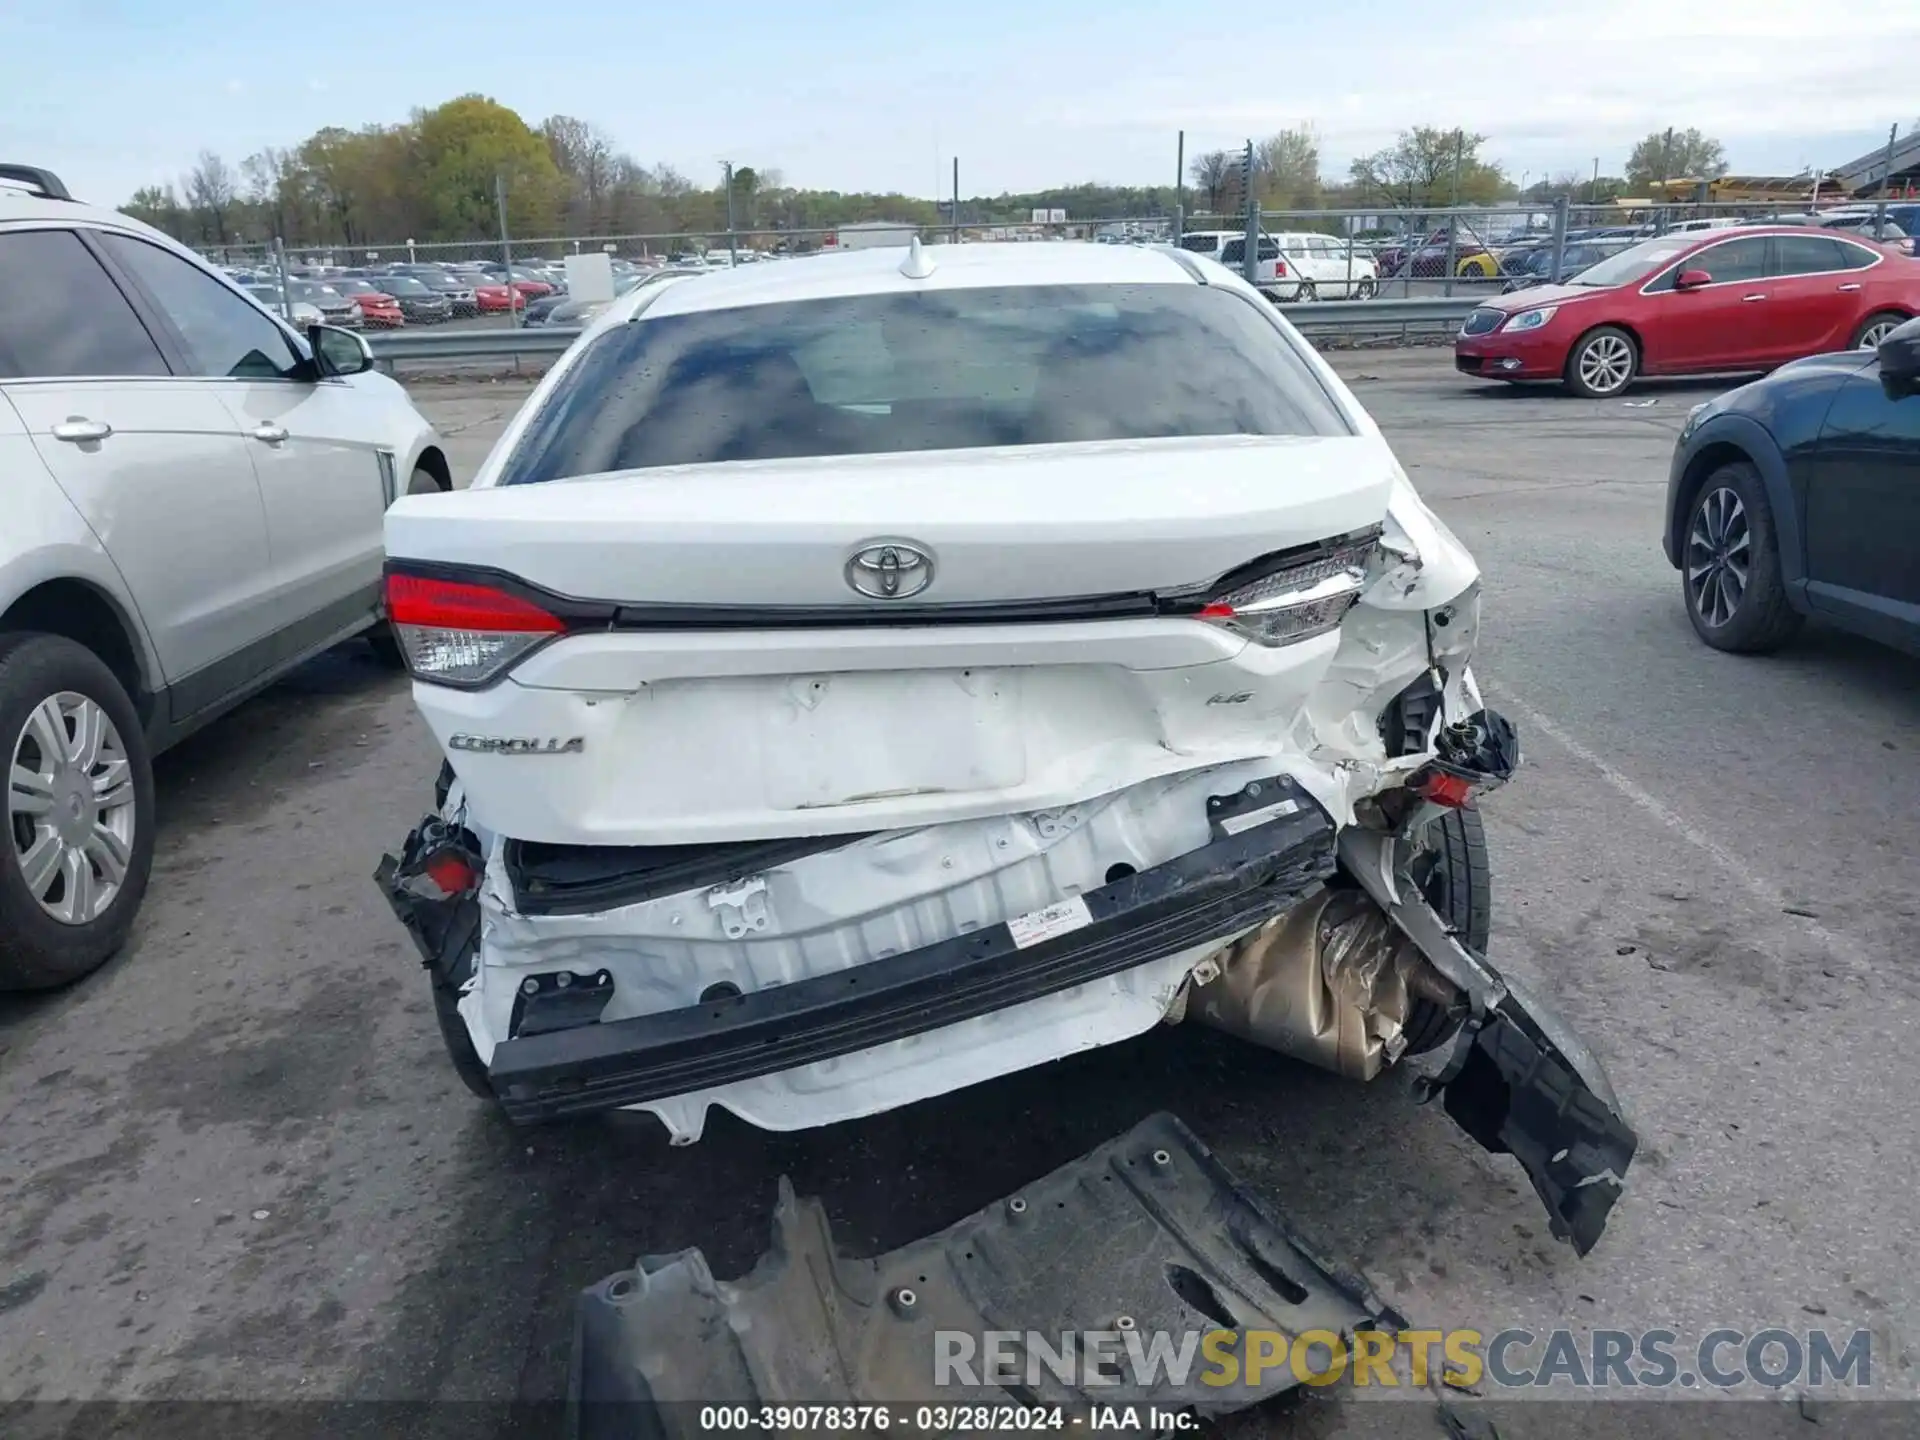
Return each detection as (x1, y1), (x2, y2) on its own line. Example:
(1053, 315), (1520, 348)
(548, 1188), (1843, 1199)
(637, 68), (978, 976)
(377, 239), (1634, 1256)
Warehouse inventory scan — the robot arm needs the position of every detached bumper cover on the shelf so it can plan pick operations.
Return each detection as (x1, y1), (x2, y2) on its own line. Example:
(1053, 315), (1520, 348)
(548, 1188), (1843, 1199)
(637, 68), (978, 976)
(569, 1112), (1404, 1434)
(484, 775), (1336, 1122)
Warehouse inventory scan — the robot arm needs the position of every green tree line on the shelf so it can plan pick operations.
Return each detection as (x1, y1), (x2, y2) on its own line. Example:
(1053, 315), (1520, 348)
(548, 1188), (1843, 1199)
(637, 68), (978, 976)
(122, 98), (1731, 252)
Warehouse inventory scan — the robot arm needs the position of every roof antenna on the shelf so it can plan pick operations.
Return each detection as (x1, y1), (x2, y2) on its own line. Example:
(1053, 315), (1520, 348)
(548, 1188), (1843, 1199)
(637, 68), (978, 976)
(898, 235), (937, 279)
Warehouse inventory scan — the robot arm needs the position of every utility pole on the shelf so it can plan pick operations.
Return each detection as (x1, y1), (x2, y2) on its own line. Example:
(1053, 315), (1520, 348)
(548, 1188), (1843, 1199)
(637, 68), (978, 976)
(495, 172), (517, 329)
(952, 156), (960, 243)
(1875, 123), (1898, 236)
(1591, 157), (1600, 205)
(723, 161), (737, 266)
(1443, 129), (1464, 297)
(1173, 129), (1185, 243)
(1240, 140), (1259, 285)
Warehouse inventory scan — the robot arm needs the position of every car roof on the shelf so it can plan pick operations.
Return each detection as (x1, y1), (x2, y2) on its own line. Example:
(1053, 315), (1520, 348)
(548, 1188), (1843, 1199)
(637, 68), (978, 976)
(0, 183), (187, 251)
(629, 241), (1202, 321)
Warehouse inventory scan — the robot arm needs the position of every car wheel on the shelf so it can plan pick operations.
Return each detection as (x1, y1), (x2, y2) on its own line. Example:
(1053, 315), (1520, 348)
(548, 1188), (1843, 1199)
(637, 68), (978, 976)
(1353, 277), (1377, 300)
(1405, 804), (1490, 1053)
(1852, 311), (1907, 350)
(1681, 461), (1803, 653)
(1294, 280), (1318, 302)
(1565, 326), (1637, 398)
(0, 633), (156, 991)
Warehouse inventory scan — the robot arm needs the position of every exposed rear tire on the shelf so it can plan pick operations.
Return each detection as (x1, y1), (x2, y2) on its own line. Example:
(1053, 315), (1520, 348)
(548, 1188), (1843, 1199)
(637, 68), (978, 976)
(366, 626), (406, 668)
(1406, 804), (1491, 1054)
(1294, 280), (1318, 302)
(1680, 460), (1803, 653)
(0, 633), (156, 991)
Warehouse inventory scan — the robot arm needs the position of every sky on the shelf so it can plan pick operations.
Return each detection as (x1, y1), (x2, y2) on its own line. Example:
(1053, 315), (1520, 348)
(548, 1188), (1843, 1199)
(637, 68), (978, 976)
(4, 0), (1916, 206)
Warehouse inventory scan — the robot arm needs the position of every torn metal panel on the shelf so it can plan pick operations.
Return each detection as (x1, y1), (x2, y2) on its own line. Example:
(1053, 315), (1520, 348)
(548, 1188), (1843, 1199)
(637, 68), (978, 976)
(569, 1113), (1403, 1437)
(1337, 827), (1638, 1255)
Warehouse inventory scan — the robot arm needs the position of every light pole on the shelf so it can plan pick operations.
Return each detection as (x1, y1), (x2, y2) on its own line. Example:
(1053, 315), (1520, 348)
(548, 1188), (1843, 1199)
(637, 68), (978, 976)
(722, 160), (737, 266)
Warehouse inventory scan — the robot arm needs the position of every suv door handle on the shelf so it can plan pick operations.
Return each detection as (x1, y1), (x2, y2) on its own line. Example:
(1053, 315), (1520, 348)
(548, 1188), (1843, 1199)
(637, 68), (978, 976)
(248, 423), (290, 445)
(1741, 293), (1767, 302)
(50, 417), (112, 443)
(1837, 282), (1863, 292)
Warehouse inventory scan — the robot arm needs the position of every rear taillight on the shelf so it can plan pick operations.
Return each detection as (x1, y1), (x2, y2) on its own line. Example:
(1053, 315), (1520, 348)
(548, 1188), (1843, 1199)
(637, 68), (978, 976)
(1191, 531), (1377, 647)
(1275, 260), (1288, 276)
(386, 572), (566, 686)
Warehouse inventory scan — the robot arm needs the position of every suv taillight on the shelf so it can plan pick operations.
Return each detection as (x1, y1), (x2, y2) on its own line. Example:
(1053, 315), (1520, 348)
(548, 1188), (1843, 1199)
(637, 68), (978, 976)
(386, 572), (566, 686)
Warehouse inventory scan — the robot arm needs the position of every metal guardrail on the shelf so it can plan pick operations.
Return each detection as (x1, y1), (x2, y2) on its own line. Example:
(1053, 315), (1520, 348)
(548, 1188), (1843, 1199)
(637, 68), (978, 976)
(366, 297), (1481, 370)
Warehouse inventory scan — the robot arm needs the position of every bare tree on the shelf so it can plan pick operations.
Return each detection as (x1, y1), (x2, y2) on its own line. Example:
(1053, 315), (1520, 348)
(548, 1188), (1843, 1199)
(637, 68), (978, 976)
(1348, 128), (1501, 210)
(183, 150), (237, 245)
(1189, 150), (1233, 217)
(1254, 126), (1320, 209)
(541, 115), (618, 233)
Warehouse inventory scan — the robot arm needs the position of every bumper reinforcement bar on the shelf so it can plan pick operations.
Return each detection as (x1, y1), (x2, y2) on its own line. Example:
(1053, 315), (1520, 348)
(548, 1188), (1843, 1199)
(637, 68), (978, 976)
(488, 775), (1336, 1123)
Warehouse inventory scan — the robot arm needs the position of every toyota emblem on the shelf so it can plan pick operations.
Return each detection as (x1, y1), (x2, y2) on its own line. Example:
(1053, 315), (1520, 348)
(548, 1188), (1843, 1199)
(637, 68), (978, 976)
(845, 540), (935, 600)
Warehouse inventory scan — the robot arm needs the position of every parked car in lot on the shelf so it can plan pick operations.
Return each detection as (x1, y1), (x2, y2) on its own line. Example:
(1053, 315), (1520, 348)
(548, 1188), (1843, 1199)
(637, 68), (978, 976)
(1376, 224), (1501, 280)
(288, 280), (364, 329)
(1174, 230), (1301, 300)
(326, 278), (405, 328)
(1455, 227), (1918, 397)
(1665, 316), (1920, 656)
(411, 270), (479, 316)
(473, 280), (526, 313)
(1271, 232), (1379, 299)
(245, 284), (324, 330)
(1815, 210), (1913, 256)
(522, 268), (701, 325)
(369, 274), (453, 324)
(1500, 239), (1637, 292)
(0, 163), (452, 990)
(374, 240), (1637, 1255)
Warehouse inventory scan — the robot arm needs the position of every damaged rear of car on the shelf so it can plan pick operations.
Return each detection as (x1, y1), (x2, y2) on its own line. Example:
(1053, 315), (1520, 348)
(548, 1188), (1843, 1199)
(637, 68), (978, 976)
(377, 242), (1635, 1255)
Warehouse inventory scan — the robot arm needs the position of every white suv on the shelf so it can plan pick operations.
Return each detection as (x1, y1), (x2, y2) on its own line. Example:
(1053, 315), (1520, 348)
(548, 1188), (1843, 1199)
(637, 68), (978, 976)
(1270, 231), (1380, 300)
(377, 240), (1637, 1255)
(0, 163), (450, 989)
(1172, 230), (1301, 299)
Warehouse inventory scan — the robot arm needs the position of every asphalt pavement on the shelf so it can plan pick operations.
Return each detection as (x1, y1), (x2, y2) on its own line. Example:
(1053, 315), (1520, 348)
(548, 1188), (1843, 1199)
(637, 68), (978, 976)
(2, 352), (1916, 1437)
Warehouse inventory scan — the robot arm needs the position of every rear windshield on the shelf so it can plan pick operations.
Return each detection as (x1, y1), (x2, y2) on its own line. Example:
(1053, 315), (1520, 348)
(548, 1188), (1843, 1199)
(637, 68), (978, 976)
(499, 283), (1351, 483)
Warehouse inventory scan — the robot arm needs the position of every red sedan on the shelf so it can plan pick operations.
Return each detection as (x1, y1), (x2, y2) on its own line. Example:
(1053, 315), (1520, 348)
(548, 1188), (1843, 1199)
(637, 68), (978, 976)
(473, 282), (527, 313)
(1455, 228), (1919, 397)
(328, 279), (405, 328)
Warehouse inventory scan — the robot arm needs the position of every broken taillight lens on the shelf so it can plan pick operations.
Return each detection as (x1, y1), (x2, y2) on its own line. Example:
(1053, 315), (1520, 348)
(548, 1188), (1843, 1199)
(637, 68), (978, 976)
(1194, 532), (1377, 647)
(386, 572), (567, 687)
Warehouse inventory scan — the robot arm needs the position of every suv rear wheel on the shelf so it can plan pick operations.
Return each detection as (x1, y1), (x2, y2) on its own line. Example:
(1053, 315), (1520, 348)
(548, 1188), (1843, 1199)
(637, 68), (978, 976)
(0, 633), (156, 989)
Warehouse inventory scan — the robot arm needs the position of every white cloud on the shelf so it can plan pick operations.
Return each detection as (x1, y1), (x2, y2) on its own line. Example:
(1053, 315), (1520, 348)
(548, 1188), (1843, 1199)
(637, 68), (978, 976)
(1030, 0), (1919, 173)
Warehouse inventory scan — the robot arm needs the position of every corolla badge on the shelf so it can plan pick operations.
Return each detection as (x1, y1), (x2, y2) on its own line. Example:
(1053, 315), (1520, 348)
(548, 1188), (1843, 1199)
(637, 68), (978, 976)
(448, 734), (584, 755)
(845, 540), (935, 600)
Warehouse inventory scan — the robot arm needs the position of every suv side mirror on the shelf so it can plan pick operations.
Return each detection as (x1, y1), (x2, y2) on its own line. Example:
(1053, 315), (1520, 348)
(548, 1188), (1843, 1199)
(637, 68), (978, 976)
(1674, 268), (1713, 290)
(310, 324), (374, 377)
(1878, 315), (1920, 398)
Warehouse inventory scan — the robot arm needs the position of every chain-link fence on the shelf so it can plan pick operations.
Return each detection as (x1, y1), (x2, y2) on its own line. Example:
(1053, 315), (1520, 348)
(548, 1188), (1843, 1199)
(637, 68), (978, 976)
(190, 194), (1913, 330)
